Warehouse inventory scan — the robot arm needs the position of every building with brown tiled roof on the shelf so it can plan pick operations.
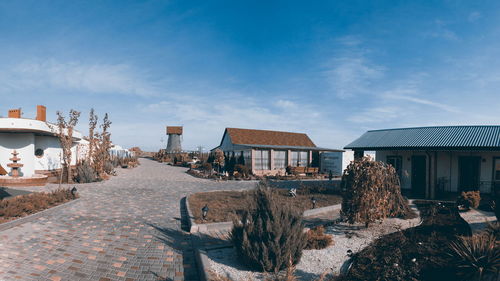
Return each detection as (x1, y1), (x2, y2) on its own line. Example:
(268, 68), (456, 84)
(212, 128), (343, 176)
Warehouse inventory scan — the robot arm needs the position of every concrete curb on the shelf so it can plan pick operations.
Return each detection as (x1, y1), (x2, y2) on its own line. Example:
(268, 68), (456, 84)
(195, 248), (212, 281)
(187, 191), (342, 233)
(303, 203), (342, 216)
(0, 198), (81, 232)
(195, 243), (234, 281)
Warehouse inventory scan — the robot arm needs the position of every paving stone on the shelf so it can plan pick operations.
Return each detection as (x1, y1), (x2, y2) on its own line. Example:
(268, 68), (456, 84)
(0, 159), (255, 280)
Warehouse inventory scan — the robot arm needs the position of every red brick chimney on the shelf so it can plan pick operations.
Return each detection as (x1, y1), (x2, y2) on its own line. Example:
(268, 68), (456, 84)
(8, 108), (21, 118)
(36, 105), (46, 122)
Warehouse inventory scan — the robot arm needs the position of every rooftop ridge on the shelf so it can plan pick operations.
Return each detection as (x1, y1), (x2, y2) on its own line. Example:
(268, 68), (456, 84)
(226, 127), (308, 135)
(367, 125), (500, 132)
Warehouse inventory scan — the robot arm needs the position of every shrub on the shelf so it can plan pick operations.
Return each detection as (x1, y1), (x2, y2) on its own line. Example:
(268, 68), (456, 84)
(495, 193), (500, 221)
(346, 203), (472, 281)
(457, 191), (481, 210)
(485, 222), (500, 241)
(448, 233), (500, 281)
(234, 164), (249, 177)
(305, 226), (333, 250)
(201, 162), (213, 174)
(340, 157), (415, 226)
(104, 160), (115, 175)
(74, 161), (97, 183)
(231, 184), (307, 273)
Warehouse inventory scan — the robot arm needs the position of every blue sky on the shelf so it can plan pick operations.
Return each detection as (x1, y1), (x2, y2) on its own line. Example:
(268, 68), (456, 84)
(1, 0), (500, 151)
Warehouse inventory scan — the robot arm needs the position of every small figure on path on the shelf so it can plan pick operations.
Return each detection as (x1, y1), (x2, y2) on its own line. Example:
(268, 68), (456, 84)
(289, 188), (297, 198)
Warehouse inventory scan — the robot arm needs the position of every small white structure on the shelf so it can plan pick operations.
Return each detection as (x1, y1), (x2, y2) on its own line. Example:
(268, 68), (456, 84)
(110, 144), (132, 158)
(0, 106), (83, 180)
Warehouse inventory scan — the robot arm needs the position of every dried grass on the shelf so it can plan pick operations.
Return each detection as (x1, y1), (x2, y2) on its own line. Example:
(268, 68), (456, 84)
(0, 188), (77, 223)
(305, 225), (334, 250)
(189, 187), (342, 224)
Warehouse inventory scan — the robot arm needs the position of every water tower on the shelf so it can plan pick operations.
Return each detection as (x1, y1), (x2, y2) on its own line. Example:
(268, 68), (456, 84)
(166, 126), (183, 153)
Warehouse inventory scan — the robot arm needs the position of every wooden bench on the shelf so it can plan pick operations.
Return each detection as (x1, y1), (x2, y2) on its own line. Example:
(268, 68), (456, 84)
(290, 167), (318, 176)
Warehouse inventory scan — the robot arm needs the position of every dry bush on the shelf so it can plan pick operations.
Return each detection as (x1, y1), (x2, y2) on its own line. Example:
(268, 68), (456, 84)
(235, 164), (249, 178)
(74, 160), (98, 183)
(448, 232), (500, 281)
(457, 191), (481, 210)
(202, 162), (213, 174)
(231, 183), (307, 273)
(340, 157), (415, 226)
(0, 188), (77, 223)
(485, 222), (500, 241)
(305, 225), (334, 250)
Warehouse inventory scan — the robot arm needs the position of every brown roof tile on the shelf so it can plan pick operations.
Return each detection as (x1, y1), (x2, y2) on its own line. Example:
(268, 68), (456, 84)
(166, 126), (183, 135)
(225, 128), (316, 147)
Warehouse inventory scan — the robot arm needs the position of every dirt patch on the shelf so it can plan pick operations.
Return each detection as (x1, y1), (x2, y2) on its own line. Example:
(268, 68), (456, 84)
(188, 188), (342, 224)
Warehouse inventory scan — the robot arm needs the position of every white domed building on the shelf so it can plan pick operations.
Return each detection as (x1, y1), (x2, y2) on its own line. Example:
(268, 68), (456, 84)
(0, 105), (85, 186)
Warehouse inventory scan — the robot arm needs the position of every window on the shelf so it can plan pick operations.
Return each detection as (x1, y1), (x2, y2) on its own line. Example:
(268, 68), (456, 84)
(386, 156), (402, 179)
(35, 148), (44, 158)
(291, 151), (308, 167)
(243, 150), (251, 166)
(494, 158), (500, 181)
(274, 150), (287, 169)
(254, 150), (270, 170)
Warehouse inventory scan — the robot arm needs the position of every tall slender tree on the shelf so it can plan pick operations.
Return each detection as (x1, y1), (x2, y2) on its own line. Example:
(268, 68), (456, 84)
(55, 110), (81, 183)
(87, 108), (98, 162)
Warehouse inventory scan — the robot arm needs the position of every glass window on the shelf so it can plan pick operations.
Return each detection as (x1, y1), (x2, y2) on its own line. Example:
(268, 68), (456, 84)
(274, 150), (287, 169)
(291, 151), (308, 167)
(387, 156), (402, 179)
(494, 158), (500, 181)
(243, 150), (251, 166)
(254, 150), (270, 170)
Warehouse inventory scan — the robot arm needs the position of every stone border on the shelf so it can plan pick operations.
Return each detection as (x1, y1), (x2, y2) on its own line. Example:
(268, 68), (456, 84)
(186, 192), (342, 233)
(0, 198), (81, 232)
(195, 244), (234, 281)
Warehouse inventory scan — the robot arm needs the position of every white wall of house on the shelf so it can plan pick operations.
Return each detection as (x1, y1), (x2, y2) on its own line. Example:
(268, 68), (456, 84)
(34, 135), (63, 171)
(376, 150), (499, 194)
(0, 133), (36, 177)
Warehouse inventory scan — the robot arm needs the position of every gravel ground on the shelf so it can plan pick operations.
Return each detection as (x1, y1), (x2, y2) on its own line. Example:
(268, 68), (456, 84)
(207, 207), (498, 281)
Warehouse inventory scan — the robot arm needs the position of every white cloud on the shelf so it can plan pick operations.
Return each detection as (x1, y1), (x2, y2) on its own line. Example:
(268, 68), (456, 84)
(426, 19), (459, 41)
(383, 92), (459, 113)
(324, 55), (384, 98)
(2, 59), (161, 96)
(347, 106), (402, 124)
(275, 99), (297, 109)
(133, 94), (342, 151)
(468, 11), (481, 22)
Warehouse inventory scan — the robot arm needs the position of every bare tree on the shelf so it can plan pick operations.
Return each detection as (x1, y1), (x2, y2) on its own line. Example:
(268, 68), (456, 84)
(55, 110), (81, 183)
(87, 108), (98, 162)
(93, 113), (112, 178)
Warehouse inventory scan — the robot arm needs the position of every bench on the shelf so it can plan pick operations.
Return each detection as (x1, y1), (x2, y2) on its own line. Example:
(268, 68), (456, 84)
(289, 167), (319, 176)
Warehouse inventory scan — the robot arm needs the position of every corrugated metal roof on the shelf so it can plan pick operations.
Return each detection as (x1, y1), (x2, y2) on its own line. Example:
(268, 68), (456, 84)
(344, 126), (500, 150)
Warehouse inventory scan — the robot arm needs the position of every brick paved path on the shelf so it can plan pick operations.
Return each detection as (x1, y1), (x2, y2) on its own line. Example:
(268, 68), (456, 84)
(0, 159), (255, 281)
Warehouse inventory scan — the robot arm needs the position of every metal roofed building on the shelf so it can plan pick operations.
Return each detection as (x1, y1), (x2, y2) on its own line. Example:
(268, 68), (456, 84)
(212, 128), (344, 176)
(345, 125), (500, 199)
